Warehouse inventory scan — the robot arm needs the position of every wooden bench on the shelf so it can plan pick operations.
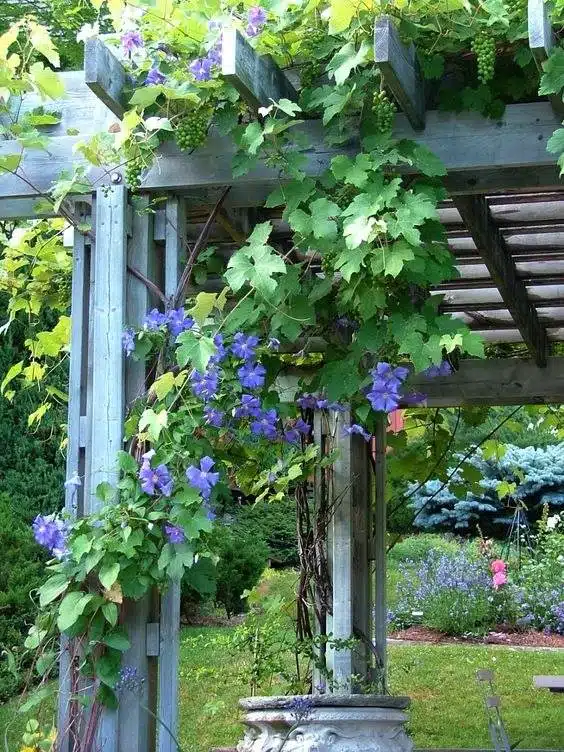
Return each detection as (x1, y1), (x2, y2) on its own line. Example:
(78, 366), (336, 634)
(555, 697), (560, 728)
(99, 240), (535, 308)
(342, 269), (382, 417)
(533, 675), (564, 693)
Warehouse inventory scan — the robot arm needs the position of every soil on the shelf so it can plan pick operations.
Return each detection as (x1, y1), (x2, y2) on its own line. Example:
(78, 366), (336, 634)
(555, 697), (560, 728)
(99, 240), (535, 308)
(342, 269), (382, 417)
(389, 625), (564, 648)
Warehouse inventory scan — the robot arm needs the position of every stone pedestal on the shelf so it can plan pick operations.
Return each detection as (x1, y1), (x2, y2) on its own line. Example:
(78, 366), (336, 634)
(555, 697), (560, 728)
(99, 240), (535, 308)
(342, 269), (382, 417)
(237, 695), (412, 752)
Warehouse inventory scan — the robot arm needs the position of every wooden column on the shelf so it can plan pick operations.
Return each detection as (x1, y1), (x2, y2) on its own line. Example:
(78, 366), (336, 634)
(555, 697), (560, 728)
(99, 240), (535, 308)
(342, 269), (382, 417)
(120, 196), (158, 752)
(157, 195), (185, 752)
(372, 417), (387, 692)
(323, 411), (372, 694)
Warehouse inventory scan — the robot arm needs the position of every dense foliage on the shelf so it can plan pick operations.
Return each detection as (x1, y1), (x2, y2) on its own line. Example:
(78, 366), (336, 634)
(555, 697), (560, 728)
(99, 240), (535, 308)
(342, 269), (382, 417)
(410, 443), (564, 535)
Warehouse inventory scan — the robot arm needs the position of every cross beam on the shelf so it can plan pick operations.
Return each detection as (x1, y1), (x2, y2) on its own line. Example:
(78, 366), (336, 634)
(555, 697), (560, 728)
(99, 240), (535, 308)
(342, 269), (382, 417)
(407, 357), (564, 406)
(453, 195), (549, 366)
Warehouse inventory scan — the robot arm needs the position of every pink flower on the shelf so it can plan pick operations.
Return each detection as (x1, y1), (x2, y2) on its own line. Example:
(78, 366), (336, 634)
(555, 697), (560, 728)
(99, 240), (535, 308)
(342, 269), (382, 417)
(492, 571), (507, 590)
(490, 559), (506, 574)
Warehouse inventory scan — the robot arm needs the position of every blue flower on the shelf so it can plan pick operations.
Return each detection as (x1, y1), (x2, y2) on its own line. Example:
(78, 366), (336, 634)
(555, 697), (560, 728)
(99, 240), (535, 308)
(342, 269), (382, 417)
(186, 456), (220, 498)
(235, 394), (261, 418)
(121, 30), (143, 55)
(297, 393), (317, 410)
(238, 362), (266, 389)
(32, 514), (68, 559)
(251, 409), (278, 440)
(145, 67), (166, 85)
(115, 665), (145, 696)
(189, 57), (212, 81)
(342, 424), (372, 442)
(248, 6), (267, 25)
(167, 308), (194, 338)
(139, 460), (173, 497)
(191, 369), (219, 401)
(164, 524), (185, 544)
(209, 333), (227, 365)
(122, 327), (135, 357)
(144, 308), (167, 330)
(231, 332), (259, 360)
(204, 406), (224, 427)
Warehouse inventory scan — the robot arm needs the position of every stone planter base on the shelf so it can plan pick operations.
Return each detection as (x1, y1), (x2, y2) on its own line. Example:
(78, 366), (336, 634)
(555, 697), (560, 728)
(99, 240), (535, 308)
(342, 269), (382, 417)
(237, 695), (412, 752)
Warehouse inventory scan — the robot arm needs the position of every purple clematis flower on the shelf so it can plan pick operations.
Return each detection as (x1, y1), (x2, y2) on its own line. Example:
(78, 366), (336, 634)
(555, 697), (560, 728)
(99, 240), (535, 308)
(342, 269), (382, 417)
(366, 384), (400, 413)
(191, 369), (219, 401)
(189, 57), (213, 82)
(423, 360), (453, 378)
(164, 524), (185, 544)
(295, 417), (311, 435)
(343, 423), (372, 442)
(209, 333), (227, 365)
(284, 427), (300, 444)
(139, 461), (174, 497)
(167, 308), (194, 338)
(145, 66), (166, 85)
(186, 456), (220, 499)
(251, 409), (278, 440)
(297, 393), (317, 410)
(248, 6), (267, 26)
(204, 406), (224, 427)
(231, 332), (259, 360)
(328, 401), (348, 412)
(204, 501), (216, 521)
(316, 398), (329, 409)
(238, 362), (266, 389)
(121, 30), (144, 55)
(122, 327), (135, 357)
(234, 394), (261, 418)
(144, 308), (167, 330)
(207, 44), (222, 66)
(32, 514), (68, 559)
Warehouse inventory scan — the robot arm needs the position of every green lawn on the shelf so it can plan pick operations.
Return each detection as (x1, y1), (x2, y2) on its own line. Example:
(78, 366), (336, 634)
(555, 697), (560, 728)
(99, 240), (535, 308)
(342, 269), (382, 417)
(1, 630), (563, 751)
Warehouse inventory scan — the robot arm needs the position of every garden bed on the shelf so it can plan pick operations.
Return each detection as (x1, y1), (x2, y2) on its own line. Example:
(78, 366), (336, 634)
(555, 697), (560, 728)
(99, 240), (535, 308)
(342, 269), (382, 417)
(390, 625), (564, 648)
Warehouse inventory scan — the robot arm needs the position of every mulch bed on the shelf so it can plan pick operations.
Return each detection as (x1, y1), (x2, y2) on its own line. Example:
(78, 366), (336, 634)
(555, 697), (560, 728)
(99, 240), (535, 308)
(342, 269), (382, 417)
(390, 625), (564, 648)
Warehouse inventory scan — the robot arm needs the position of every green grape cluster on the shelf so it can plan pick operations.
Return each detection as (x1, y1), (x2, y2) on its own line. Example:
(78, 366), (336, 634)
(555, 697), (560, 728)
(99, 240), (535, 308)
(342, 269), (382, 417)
(334, 183), (356, 210)
(371, 90), (396, 133)
(300, 28), (326, 89)
(175, 111), (210, 151)
(505, 0), (525, 17)
(471, 33), (496, 84)
(124, 156), (144, 192)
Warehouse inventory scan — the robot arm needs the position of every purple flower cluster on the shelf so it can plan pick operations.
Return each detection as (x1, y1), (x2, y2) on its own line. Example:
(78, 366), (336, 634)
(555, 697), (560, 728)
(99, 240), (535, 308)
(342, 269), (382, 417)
(284, 418), (310, 444)
(515, 585), (564, 635)
(188, 36), (222, 83)
(235, 394), (261, 418)
(238, 362), (266, 389)
(191, 368), (219, 401)
(423, 361), (453, 378)
(145, 66), (166, 85)
(186, 456), (220, 499)
(287, 696), (314, 722)
(164, 523), (185, 544)
(251, 409), (279, 440)
(297, 394), (348, 412)
(33, 514), (69, 559)
(246, 6), (267, 37)
(204, 405), (224, 427)
(343, 424), (372, 442)
(143, 308), (194, 338)
(122, 327), (135, 357)
(139, 453), (173, 497)
(121, 30), (143, 55)
(366, 362), (409, 413)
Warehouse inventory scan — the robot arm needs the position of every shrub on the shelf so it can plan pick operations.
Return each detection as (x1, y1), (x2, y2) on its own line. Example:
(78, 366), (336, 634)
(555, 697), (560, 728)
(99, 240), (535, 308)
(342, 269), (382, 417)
(387, 533), (460, 564)
(0, 493), (45, 701)
(232, 498), (298, 566)
(410, 443), (564, 536)
(389, 545), (517, 636)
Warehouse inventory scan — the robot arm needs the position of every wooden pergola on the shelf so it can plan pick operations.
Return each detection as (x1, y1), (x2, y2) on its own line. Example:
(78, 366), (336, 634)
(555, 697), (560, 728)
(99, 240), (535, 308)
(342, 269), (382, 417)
(2, 4), (564, 751)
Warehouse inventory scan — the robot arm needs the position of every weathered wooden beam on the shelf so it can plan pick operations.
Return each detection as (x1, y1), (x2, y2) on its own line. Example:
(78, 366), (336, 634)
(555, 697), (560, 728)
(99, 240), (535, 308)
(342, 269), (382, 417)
(84, 38), (132, 119)
(407, 357), (564, 406)
(0, 102), (562, 207)
(527, 0), (564, 116)
(454, 195), (548, 366)
(374, 16), (425, 131)
(372, 417), (387, 692)
(221, 28), (297, 111)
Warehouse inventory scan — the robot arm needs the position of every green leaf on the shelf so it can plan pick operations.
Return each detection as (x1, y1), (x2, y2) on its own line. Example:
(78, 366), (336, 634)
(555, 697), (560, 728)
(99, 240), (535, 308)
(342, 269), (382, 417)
(547, 128), (564, 156)
(334, 245), (370, 281)
(327, 40), (371, 86)
(102, 601), (118, 627)
(225, 223), (286, 296)
(29, 21), (60, 67)
(117, 450), (138, 475)
(57, 592), (93, 632)
(309, 198), (341, 240)
(102, 628), (131, 652)
(241, 121), (264, 155)
(0, 154), (22, 174)
(152, 371), (176, 401)
(39, 574), (69, 607)
(129, 85), (163, 107)
(482, 439), (506, 462)
(274, 98), (302, 116)
(99, 562), (120, 590)
(19, 685), (55, 713)
(384, 240), (415, 277)
(1, 360), (23, 394)
(175, 332), (216, 371)
(539, 48), (564, 95)
(189, 291), (221, 326)
(29, 62), (65, 99)
(328, 0), (359, 34)
(96, 481), (115, 503)
(71, 534), (92, 559)
(409, 144), (447, 177)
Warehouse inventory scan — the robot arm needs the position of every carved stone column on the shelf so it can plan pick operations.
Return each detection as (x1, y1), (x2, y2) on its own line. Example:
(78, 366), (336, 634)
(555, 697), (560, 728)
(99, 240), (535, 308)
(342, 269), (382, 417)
(237, 696), (412, 752)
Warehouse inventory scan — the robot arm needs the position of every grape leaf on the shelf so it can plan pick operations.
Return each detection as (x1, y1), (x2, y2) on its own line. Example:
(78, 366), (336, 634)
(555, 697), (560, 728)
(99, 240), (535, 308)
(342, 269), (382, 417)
(175, 332), (216, 371)
(539, 48), (564, 95)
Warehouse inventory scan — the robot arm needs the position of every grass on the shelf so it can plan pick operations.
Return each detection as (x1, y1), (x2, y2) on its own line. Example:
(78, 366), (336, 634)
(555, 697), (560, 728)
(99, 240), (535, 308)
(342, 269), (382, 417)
(1, 630), (563, 751)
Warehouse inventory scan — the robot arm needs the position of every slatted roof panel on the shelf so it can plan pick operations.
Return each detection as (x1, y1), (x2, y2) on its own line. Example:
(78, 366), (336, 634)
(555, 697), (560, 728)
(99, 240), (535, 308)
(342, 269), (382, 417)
(179, 190), (564, 350)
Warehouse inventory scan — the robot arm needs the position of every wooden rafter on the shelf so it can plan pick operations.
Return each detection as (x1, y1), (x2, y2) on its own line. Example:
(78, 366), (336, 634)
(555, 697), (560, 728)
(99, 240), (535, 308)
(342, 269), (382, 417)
(528, 0), (564, 116)
(454, 196), (548, 365)
(84, 38), (131, 119)
(374, 16), (425, 131)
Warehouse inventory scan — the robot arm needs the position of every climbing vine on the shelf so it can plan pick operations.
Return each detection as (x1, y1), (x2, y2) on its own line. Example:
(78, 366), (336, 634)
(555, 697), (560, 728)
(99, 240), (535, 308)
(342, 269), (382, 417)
(3, 0), (564, 744)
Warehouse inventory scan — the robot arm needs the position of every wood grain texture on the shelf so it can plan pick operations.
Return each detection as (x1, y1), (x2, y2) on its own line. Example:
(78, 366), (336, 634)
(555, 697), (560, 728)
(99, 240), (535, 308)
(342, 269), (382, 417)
(374, 16), (425, 130)
(372, 417), (387, 692)
(528, 0), (554, 64)
(221, 27), (297, 111)
(84, 38), (132, 119)
(406, 357), (564, 406)
(454, 195), (548, 366)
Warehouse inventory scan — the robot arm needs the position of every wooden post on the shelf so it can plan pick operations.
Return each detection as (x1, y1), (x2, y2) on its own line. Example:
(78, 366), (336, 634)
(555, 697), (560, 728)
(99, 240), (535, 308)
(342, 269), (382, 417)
(325, 411), (371, 694)
(120, 196), (158, 752)
(157, 195), (185, 752)
(372, 417), (387, 692)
